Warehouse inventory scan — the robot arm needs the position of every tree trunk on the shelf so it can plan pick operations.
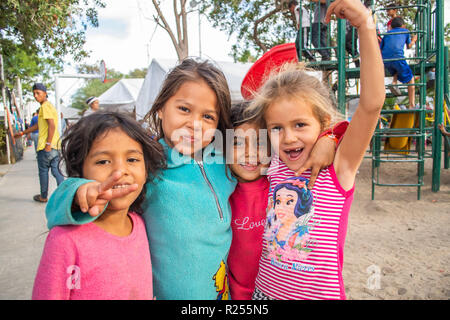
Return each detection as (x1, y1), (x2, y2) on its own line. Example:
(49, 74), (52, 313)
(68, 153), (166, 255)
(152, 0), (189, 61)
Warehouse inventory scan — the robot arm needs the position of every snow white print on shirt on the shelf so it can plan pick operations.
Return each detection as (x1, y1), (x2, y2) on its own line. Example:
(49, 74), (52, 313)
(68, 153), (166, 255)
(264, 177), (319, 264)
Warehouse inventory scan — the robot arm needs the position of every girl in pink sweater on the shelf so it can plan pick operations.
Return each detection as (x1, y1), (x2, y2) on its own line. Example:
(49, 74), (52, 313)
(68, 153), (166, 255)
(32, 111), (165, 300)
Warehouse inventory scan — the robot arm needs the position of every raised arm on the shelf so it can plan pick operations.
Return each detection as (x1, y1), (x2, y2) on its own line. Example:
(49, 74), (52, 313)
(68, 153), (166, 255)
(326, 0), (385, 190)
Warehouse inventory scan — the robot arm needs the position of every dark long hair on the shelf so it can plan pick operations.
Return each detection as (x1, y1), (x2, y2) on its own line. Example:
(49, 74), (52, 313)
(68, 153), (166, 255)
(60, 111), (166, 213)
(146, 58), (233, 158)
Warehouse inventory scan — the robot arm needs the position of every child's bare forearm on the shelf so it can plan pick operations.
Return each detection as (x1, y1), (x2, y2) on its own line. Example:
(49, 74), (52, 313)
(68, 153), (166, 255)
(358, 20), (385, 112)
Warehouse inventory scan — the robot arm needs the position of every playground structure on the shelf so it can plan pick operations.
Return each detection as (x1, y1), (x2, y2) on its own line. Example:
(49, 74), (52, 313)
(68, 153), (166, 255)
(293, 0), (448, 200)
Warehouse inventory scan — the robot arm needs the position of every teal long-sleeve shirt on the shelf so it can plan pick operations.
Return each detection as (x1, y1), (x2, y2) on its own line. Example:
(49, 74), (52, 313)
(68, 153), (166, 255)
(46, 139), (237, 300)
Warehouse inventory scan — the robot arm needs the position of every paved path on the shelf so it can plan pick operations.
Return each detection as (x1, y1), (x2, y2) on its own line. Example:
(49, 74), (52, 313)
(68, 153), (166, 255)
(0, 147), (59, 300)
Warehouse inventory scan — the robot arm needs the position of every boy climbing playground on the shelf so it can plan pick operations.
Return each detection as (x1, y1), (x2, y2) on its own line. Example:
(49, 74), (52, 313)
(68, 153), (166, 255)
(380, 16), (417, 109)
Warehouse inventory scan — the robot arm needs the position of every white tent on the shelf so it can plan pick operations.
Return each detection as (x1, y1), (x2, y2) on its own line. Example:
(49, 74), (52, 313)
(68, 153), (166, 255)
(135, 59), (253, 119)
(99, 78), (144, 113)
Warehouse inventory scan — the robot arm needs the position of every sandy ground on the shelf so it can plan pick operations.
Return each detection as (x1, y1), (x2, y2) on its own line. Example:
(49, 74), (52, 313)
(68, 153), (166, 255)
(343, 156), (450, 300)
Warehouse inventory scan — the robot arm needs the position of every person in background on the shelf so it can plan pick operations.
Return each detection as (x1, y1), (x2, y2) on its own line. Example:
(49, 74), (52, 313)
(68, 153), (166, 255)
(84, 96), (100, 116)
(14, 83), (64, 203)
(344, 0), (372, 68)
(386, 3), (398, 31)
(290, 0), (315, 62)
(29, 110), (39, 152)
(310, 0), (331, 61)
(60, 112), (67, 134)
(380, 16), (417, 108)
(438, 123), (450, 158)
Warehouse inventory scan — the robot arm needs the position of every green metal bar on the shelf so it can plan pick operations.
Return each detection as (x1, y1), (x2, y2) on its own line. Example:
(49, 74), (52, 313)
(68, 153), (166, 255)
(374, 159), (425, 163)
(416, 0), (426, 200)
(373, 183), (424, 187)
(382, 57), (427, 62)
(444, 49), (449, 169)
(378, 31), (426, 36)
(371, 122), (381, 200)
(386, 82), (427, 87)
(426, 1), (432, 57)
(337, 18), (346, 115)
(432, 0), (444, 192)
(376, 5), (427, 11)
(379, 109), (432, 115)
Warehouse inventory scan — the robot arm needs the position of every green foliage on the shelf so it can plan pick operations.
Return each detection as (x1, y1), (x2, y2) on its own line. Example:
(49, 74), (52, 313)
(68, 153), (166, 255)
(127, 68), (148, 78)
(200, 0), (295, 62)
(201, 0), (441, 62)
(372, 0), (435, 30)
(0, 125), (5, 149)
(445, 23), (450, 45)
(0, 0), (105, 89)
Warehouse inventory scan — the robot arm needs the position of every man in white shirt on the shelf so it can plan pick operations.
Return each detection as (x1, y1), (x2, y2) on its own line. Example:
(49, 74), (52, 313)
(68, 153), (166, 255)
(289, 1), (315, 62)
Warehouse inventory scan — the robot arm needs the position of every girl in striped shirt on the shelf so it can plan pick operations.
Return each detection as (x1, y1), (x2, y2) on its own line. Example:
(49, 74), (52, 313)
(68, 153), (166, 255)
(247, 0), (385, 300)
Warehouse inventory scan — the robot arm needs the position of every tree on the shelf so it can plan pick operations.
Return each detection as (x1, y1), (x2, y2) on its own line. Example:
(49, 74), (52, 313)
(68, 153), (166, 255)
(445, 23), (450, 45)
(150, 0), (192, 61)
(373, 0), (432, 29)
(201, 0), (437, 62)
(200, 0), (295, 62)
(0, 0), (105, 90)
(128, 68), (148, 78)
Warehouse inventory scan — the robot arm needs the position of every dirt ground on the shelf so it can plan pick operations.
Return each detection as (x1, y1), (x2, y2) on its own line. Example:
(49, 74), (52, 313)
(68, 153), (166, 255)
(343, 155), (450, 300)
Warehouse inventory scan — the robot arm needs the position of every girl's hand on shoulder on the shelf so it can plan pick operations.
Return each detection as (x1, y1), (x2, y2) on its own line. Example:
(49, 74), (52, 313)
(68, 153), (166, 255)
(295, 135), (336, 189)
(325, 0), (372, 29)
(74, 171), (139, 217)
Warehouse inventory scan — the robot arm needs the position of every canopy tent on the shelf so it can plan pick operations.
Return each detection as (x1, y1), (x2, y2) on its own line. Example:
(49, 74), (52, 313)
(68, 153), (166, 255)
(135, 59), (253, 120)
(99, 78), (144, 113)
(61, 105), (81, 120)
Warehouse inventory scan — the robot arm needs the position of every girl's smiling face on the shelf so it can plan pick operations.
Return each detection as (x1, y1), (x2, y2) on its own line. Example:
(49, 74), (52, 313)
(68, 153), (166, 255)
(229, 121), (270, 183)
(158, 80), (219, 157)
(82, 128), (147, 213)
(265, 97), (322, 172)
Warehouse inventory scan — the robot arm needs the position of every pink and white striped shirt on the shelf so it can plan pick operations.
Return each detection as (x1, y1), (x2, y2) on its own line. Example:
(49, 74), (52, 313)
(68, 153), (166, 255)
(254, 154), (354, 300)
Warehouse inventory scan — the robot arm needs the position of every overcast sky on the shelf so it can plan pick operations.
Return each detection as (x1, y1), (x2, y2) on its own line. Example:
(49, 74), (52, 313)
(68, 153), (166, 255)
(77, 0), (235, 73)
(56, 0), (449, 108)
(56, 0), (236, 106)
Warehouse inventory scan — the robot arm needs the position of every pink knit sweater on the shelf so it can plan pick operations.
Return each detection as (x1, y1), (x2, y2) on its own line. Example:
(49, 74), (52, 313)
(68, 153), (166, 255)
(32, 212), (153, 300)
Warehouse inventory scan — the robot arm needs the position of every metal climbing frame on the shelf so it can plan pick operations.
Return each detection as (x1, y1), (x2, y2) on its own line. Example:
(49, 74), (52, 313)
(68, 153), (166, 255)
(295, 0), (446, 200)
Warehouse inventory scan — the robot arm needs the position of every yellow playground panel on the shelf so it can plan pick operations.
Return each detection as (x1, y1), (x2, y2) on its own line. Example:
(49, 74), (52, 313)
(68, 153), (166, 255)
(384, 106), (417, 155)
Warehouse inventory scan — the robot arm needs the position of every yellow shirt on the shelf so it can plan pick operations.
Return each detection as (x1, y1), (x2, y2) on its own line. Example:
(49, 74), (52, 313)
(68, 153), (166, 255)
(37, 101), (61, 151)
